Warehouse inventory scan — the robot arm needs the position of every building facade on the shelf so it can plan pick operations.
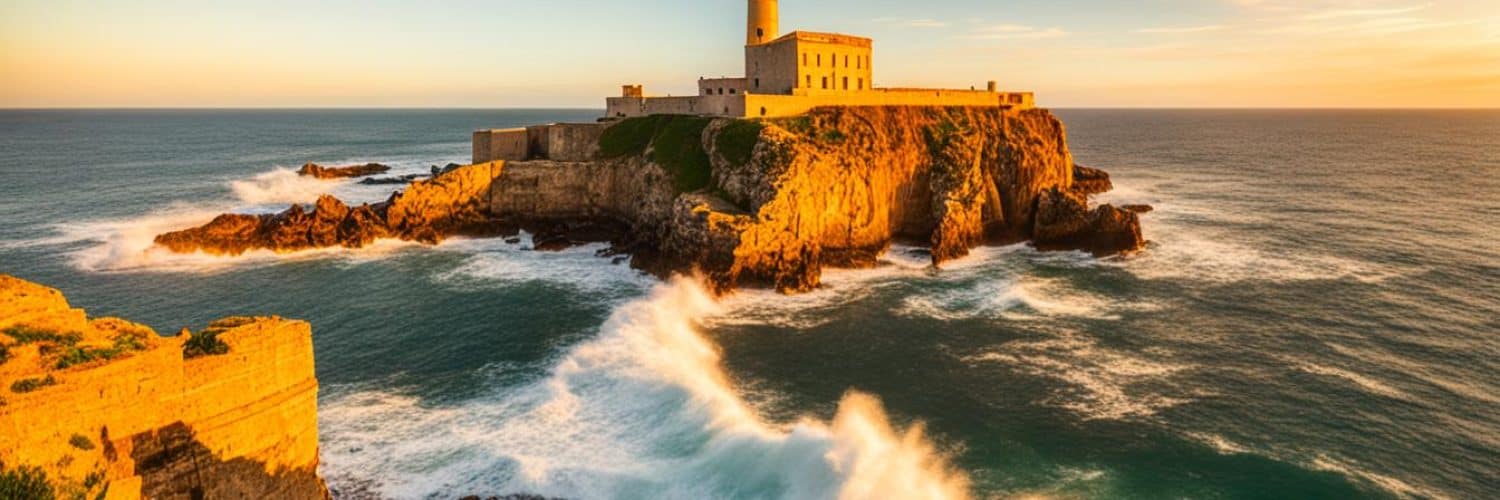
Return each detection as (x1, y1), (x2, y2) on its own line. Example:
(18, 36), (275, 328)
(605, 0), (1034, 119)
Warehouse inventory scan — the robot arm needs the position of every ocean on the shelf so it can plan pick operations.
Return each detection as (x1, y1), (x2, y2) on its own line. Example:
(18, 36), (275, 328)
(0, 109), (1495, 499)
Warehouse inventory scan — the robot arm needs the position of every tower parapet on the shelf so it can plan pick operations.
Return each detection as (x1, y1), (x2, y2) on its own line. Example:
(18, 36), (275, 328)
(747, 0), (779, 45)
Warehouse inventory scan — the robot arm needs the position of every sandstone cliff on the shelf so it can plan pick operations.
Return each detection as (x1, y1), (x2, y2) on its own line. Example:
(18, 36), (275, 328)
(156, 106), (1143, 293)
(0, 275), (326, 500)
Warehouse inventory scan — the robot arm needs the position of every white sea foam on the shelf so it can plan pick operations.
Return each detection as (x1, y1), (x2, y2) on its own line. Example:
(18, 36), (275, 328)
(228, 167), (342, 205)
(1310, 455), (1450, 500)
(321, 278), (971, 499)
(1297, 363), (1412, 401)
(896, 276), (1124, 322)
(433, 235), (653, 296)
(962, 333), (1190, 421)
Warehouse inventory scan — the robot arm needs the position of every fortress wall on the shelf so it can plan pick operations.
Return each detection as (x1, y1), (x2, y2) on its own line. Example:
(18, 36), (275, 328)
(537, 123), (604, 162)
(0, 275), (325, 499)
(743, 90), (1033, 118)
(473, 128), (528, 164)
(487, 158), (676, 226)
(607, 95), (747, 119)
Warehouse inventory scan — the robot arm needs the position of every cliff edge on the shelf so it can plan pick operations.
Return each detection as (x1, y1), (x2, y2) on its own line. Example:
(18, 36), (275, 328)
(156, 106), (1143, 293)
(0, 275), (326, 500)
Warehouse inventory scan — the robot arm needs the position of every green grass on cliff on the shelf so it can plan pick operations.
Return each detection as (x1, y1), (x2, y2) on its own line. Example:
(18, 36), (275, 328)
(0, 461), (53, 500)
(715, 120), (764, 166)
(599, 115), (714, 193)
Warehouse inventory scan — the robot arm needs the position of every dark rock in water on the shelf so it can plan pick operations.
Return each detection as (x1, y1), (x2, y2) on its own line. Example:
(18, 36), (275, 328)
(1122, 204), (1154, 214)
(297, 162), (392, 179)
(525, 218), (631, 252)
(505, 237), (522, 244)
(359, 173), (427, 185)
(1072, 164), (1113, 196)
(1032, 189), (1144, 257)
(433, 163), (464, 176)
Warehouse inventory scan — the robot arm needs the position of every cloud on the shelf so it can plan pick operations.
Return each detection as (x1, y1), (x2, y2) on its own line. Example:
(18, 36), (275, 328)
(872, 17), (949, 28)
(1303, 3), (1432, 20)
(1135, 25), (1229, 34)
(970, 24), (1069, 40)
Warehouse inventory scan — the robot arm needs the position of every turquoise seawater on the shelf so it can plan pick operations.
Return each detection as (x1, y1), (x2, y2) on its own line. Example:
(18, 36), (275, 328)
(0, 109), (1496, 499)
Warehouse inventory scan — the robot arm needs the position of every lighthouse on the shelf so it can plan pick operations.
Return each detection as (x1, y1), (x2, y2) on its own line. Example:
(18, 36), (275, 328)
(747, 0), (779, 45)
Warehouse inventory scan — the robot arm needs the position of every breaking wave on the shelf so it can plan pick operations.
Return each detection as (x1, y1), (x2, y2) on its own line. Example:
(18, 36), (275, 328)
(320, 278), (971, 499)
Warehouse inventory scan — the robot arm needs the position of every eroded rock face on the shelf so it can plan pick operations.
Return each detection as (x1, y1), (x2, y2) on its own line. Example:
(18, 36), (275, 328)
(156, 107), (1145, 293)
(297, 162), (391, 179)
(0, 275), (327, 499)
(1032, 189), (1144, 257)
(155, 163), (512, 255)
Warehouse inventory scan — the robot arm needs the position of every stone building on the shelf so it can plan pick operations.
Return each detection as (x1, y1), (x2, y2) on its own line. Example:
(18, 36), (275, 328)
(605, 0), (1034, 119)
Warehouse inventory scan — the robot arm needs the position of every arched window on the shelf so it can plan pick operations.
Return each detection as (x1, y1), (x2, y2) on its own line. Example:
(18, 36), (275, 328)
(760, 107), (768, 117)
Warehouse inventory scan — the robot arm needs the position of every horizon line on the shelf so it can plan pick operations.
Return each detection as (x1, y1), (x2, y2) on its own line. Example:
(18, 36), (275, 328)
(2, 106), (1498, 111)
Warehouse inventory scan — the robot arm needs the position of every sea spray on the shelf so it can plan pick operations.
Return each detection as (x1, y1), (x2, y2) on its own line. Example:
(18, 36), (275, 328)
(321, 277), (971, 499)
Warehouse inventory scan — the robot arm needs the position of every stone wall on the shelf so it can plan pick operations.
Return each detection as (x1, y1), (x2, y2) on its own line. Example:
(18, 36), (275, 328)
(0, 275), (326, 500)
(474, 124), (604, 163)
(472, 128), (528, 164)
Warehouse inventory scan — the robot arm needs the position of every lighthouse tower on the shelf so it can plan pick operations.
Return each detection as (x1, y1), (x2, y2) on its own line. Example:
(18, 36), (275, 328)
(747, 0), (779, 45)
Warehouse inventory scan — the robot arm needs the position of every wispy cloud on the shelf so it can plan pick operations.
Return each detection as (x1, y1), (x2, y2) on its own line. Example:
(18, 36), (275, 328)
(1303, 3), (1432, 20)
(872, 17), (949, 29)
(1135, 25), (1229, 34)
(970, 24), (1069, 40)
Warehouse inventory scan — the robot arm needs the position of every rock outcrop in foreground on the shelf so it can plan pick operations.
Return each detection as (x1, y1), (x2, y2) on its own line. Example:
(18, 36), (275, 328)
(158, 107), (1144, 293)
(0, 275), (326, 499)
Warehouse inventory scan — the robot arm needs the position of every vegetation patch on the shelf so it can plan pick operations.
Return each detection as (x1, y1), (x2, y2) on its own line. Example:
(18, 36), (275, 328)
(599, 115), (714, 193)
(67, 434), (94, 451)
(183, 317), (253, 359)
(0, 461), (53, 500)
(4, 327), (81, 346)
(54, 333), (149, 370)
(773, 116), (814, 137)
(715, 119), (765, 166)
(819, 128), (847, 144)
(10, 375), (57, 394)
(0, 344), (9, 365)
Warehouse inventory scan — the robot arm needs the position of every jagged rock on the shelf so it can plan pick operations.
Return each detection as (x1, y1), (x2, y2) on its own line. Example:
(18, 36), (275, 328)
(297, 162), (391, 179)
(1072, 164), (1113, 196)
(157, 107), (1147, 294)
(1032, 189), (1144, 256)
(359, 173), (427, 185)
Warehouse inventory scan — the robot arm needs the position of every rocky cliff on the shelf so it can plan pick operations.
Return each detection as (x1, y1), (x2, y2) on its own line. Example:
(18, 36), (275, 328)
(0, 275), (326, 500)
(156, 106), (1143, 293)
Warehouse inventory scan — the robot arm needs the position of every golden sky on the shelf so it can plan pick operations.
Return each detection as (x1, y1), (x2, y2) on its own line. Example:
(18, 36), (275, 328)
(1, 0), (1496, 108)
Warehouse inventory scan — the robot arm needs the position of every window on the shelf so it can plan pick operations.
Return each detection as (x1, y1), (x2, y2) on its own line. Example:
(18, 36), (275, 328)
(858, 78), (864, 90)
(821, 76), (828, 89)
(729, 89), (736, 95)
(754, 78), (760, 89)
(756, 28), (764, 39)
(843, 77), (848, 90)
(806, 75), (812, 88)
(817, 54), (822, 67)
(844, 55), (849, 68)
(802, 53), (807, 66)
(857, 56), (862, 69)
(760, 107), (768, 117)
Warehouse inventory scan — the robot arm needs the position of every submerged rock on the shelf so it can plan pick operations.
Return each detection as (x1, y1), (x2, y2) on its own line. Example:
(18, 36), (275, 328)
(297, 162), (391, 179)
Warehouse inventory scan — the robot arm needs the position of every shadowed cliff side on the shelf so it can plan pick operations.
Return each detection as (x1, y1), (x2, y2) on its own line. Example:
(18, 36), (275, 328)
(154, 106), (1143, 294)
(0, 275), (326, 500)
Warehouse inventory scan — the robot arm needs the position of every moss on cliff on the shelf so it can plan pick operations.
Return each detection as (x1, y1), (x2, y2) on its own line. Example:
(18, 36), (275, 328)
(715, 120), (765, 166)
(599, 115), (713, 193)
(0, 461), (53, 500)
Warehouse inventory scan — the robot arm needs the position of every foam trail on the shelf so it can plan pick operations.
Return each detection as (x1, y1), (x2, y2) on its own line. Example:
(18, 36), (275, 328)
(321, 278), (970, 499)
(229, 167), (342, 205)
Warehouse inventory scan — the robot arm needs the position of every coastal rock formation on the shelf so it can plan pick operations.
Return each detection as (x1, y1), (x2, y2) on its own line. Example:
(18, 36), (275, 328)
(155, 162), (513, 255)
(0, 275), (326, 499)
(297, 162), (390, 179)
(157, 107), (1145, 293)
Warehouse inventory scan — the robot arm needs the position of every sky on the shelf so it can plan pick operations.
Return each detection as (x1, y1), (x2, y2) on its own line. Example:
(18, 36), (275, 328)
(1, 0), (1497, 108)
